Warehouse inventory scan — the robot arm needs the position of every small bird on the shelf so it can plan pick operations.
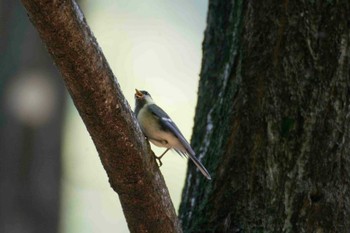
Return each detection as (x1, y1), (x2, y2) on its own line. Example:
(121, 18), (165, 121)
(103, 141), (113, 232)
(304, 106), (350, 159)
(134, 89), (211, 180)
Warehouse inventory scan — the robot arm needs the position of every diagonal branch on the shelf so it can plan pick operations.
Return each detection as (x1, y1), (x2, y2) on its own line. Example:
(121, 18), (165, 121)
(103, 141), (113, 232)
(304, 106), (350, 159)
(20, 0), (182, 232)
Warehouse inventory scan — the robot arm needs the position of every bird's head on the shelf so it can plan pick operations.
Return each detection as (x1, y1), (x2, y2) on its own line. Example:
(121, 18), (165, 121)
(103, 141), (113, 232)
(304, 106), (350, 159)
(135, 89), (153, 104)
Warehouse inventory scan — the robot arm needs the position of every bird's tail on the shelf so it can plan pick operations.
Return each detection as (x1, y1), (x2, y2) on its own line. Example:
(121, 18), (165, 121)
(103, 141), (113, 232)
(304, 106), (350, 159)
(188, 154), (212, 180)
(175, 149), (211, 180)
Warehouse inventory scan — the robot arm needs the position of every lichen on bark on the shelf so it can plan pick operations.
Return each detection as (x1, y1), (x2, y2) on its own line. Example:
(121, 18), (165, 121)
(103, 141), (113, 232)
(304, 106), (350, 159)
(180, 0), (350, 232)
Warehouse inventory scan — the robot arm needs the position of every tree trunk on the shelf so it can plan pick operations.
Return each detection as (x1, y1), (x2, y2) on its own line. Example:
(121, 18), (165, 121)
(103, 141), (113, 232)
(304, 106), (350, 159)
(0, 1), (65, 233)
(180, 1), (350, 232)
(19, 1), (182, 232)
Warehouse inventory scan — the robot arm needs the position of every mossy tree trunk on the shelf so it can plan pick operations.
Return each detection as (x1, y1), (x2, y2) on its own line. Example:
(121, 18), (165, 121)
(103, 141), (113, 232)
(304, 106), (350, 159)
(180, 1), (350, 232)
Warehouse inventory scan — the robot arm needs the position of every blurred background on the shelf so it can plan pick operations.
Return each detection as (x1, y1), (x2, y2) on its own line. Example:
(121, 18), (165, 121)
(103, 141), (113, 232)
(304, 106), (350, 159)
(0, 0), (207, 232)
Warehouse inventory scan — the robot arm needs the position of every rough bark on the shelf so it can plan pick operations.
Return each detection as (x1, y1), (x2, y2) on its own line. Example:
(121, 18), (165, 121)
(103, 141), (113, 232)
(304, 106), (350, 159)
(180, 0), (350, 232)
(0, 1), (64, 232)
(20, 1), (181, 232)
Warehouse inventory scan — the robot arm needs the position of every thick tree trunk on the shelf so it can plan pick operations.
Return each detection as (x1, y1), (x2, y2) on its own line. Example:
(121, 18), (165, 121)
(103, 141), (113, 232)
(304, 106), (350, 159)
(180, 1), (350, 232)
(19, 1), (181, 232)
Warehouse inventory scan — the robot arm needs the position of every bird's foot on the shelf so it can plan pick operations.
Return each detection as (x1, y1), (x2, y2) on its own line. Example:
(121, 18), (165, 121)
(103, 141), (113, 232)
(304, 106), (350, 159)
(154, 148), (170, 167)
(154, 155), (163, 167)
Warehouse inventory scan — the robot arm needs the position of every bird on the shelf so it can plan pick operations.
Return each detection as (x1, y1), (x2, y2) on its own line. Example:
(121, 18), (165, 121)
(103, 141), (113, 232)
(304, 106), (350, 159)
(134, 89), (211, 180)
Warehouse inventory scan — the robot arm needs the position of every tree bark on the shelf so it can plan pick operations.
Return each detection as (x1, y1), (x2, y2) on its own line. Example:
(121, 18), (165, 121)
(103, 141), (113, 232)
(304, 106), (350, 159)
(180, 0), (350, 232)
(20, 0), (182, 232)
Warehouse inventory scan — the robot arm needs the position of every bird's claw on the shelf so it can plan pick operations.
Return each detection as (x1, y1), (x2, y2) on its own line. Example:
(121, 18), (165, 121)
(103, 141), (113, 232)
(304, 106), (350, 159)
(155, 156), (163, 167)
(154, 148), (170, 167)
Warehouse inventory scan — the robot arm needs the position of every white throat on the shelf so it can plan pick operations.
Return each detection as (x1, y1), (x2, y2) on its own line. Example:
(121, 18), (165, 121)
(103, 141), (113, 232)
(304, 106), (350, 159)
(144, 95), (155, 104)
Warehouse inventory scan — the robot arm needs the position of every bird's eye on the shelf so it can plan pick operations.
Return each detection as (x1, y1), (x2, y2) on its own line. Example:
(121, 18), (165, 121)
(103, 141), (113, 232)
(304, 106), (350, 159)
(142, 91), (150, 96)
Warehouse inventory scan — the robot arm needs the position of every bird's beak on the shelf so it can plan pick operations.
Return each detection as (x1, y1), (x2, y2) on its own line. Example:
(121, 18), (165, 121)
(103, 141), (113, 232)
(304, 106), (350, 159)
(135, 89), (144, 99)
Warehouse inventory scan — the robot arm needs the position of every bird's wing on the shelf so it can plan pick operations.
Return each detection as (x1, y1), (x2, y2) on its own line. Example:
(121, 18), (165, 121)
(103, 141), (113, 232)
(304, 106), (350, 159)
(147, 104), (211, 180)
(147, 104), (193, 152)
